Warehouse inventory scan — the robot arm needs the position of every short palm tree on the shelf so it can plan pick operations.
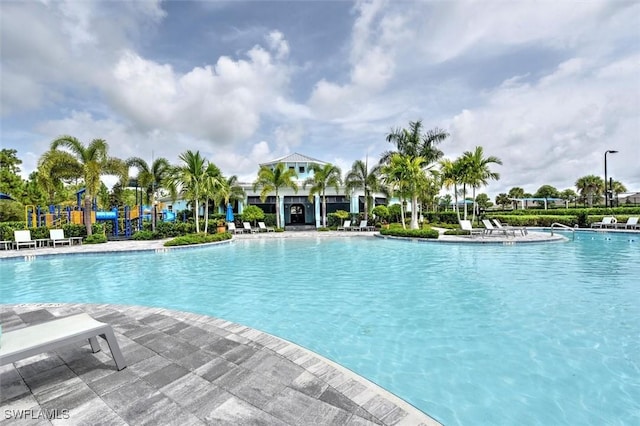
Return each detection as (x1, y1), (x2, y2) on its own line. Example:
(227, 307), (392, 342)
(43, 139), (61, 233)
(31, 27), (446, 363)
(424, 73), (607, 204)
(37, 149), (83, 204)
(253, 163), (298, 229)
(460, 146), (502, 223)
(201, 162), (225, 234)
(303, 163), (342, 228)
(166, 150), (207, 233)
(439, 158), (464, 221)
(381, 153), (426, 229)
(344, 159), (382, 222)
(575, 175), (604, 207)
(48, 136), (127, 235)
(126, 156), (170, 231)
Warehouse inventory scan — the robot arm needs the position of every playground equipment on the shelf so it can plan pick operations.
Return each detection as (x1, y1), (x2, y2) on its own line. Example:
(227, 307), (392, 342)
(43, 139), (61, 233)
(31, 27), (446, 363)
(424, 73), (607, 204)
(24, 189), (178, 237)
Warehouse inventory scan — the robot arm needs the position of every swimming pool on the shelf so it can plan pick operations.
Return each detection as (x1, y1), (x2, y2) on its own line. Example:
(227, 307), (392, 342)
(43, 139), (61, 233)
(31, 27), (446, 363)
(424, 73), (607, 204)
(1, 233), (638, 425)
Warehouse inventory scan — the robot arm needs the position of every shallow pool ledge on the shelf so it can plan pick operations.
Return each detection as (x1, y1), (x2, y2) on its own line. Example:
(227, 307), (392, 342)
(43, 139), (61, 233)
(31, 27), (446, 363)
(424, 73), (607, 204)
(375, 231), (567, 244)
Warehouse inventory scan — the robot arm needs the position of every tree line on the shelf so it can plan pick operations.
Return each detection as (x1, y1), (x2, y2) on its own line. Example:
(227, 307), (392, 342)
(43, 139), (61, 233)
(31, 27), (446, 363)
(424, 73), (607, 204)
(0, 120), (629, 234)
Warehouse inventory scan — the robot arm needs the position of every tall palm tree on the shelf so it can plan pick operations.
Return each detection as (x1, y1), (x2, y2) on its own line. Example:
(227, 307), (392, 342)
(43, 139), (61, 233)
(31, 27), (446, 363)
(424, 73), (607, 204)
(166, 150), (207, 233)
(381, 154), (426, 229)
(344, 159), (383, 221)
(303, 163), (342, 228)
(49, 136), (127, 235)
(460, 146), (502, 223)
(575, 175), (604, 207)
(253, 163), (298, 229)
(126, 156), (170, 231)
(381, 120), (448, 165)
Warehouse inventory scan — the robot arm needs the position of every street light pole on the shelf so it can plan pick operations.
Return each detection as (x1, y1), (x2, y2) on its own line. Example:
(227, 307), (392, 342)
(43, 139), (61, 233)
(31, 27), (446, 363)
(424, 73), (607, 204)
(604, 150), (618, 208)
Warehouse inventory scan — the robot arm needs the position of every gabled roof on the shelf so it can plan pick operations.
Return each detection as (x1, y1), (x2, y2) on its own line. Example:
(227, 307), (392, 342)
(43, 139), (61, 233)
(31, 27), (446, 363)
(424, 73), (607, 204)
(259, 152), (327, 167)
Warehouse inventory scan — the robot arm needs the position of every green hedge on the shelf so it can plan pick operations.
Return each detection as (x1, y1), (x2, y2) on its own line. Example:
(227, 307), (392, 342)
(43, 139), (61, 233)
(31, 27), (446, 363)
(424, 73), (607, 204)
(492, 207), (640, 216)
(379, 227), (439, 239)
(164, 232), (232, 246)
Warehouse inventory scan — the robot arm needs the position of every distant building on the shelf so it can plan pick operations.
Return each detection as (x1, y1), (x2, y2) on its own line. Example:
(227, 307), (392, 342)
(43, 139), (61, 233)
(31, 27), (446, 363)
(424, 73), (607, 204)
(161, 152), (391, 227)
(239, 153), (387, 227)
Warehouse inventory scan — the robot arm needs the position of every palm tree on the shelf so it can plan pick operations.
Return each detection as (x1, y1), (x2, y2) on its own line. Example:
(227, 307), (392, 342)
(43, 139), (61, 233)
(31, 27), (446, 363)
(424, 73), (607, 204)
(49, 136), (127, 235)
(439, 158), (463, 221)
(460, 147), (502, 223)
(575, 175), (604, 207)
(201, 162), (225, 234)
(303, 163), (342, 228)
(126, 156), (170, 231)
(344, 159), (382, 221)
(37, 149), (83, 204)
(495, 193), (510, 209)
(166, 150), (207, 233)
(381, 120), (448, 165)
(253, 163), (298, 229)
(381, 154), (426, 229)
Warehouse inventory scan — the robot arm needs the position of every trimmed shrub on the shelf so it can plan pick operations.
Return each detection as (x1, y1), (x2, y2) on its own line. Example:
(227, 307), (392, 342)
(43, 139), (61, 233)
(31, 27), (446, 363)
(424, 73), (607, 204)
(164, 232), (232, 246)
(380, 227), (439, 239)
(85, 234), (107, 244)
(444, 229), (470, 236)
(132, 230), (155, 240)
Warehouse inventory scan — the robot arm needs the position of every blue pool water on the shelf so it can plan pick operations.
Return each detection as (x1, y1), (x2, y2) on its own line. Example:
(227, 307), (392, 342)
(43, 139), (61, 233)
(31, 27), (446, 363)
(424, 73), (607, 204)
(1, 233), (639, 425)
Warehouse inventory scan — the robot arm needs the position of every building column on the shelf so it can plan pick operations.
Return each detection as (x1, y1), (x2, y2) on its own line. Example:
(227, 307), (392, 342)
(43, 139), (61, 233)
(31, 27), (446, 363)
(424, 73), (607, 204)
(314, 194), (321, 227)
(279, 196), (285, 227)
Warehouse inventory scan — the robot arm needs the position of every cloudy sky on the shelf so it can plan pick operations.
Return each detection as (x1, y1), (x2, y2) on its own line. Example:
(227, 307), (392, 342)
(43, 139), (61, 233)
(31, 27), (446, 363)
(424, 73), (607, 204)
(2, 0), (639, 199)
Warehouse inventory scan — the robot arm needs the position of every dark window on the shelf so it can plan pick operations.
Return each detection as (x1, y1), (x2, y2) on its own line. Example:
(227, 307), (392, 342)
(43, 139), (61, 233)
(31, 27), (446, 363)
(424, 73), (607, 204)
(299, 166), (305, 173)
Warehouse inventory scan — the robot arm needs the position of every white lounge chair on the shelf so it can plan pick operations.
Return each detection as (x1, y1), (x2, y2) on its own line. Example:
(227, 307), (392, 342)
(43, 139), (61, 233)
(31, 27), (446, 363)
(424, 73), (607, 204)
(243, 222), (256, 233)
(258, 222), (274, 232)
(337, 220), (351, 231)
(483, 219), (515, 237)
(49, 229), (71, 247)
(615, 217), (639, 230)
(492, 219), (527, 236)
(591, 216), (616, 228)
(0, 313), (126, 371)
(14, 230), (36, 250)
(227, 222), (242, 234)
(459, 220), (485, 237)
(358, 220), (375, 231)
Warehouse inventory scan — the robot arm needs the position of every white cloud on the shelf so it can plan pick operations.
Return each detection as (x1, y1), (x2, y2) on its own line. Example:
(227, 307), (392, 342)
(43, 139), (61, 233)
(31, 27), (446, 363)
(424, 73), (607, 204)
(448, 55), (640, 197)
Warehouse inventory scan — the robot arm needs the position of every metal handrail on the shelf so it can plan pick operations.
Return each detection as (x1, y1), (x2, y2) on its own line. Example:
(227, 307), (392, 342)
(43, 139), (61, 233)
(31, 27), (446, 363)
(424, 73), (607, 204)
(551, 222), (575, 240)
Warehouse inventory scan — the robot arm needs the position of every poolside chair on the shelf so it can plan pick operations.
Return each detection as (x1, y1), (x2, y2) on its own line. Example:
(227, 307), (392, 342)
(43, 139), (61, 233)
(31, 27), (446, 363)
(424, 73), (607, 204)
(459, 220), (485, 237)
(49, 229), (71, 247)
(243, 222), (256, 233)
(258, 222), (275, 232)
(14, 230), (36, 250)
(358, 220), (375, 231)
(591, 216), (616, 228)
(0, 313), (126, 371)
(227, 222), (242, 234)
(337, 220), (351, 231)
(615, 217), (639, 230)
(492, 219), (527, 236)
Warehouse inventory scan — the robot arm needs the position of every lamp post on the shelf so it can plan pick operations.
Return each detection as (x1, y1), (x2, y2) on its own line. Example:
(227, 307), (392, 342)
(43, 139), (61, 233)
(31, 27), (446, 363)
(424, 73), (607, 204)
(604, 150), (618, 208)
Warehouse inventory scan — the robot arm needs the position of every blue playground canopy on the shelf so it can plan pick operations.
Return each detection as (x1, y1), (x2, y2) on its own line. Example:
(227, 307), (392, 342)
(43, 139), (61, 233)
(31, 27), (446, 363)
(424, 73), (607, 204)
(0, 192), (15, 200)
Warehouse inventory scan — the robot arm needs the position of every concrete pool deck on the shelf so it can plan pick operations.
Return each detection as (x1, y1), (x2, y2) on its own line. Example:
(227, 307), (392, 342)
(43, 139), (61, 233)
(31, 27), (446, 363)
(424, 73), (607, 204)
(0, 303), (439, 425)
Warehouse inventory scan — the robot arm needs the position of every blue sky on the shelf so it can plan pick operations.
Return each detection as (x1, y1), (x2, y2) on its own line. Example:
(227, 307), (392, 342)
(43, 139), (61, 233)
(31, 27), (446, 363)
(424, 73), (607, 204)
(1, 0), (639, 199)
